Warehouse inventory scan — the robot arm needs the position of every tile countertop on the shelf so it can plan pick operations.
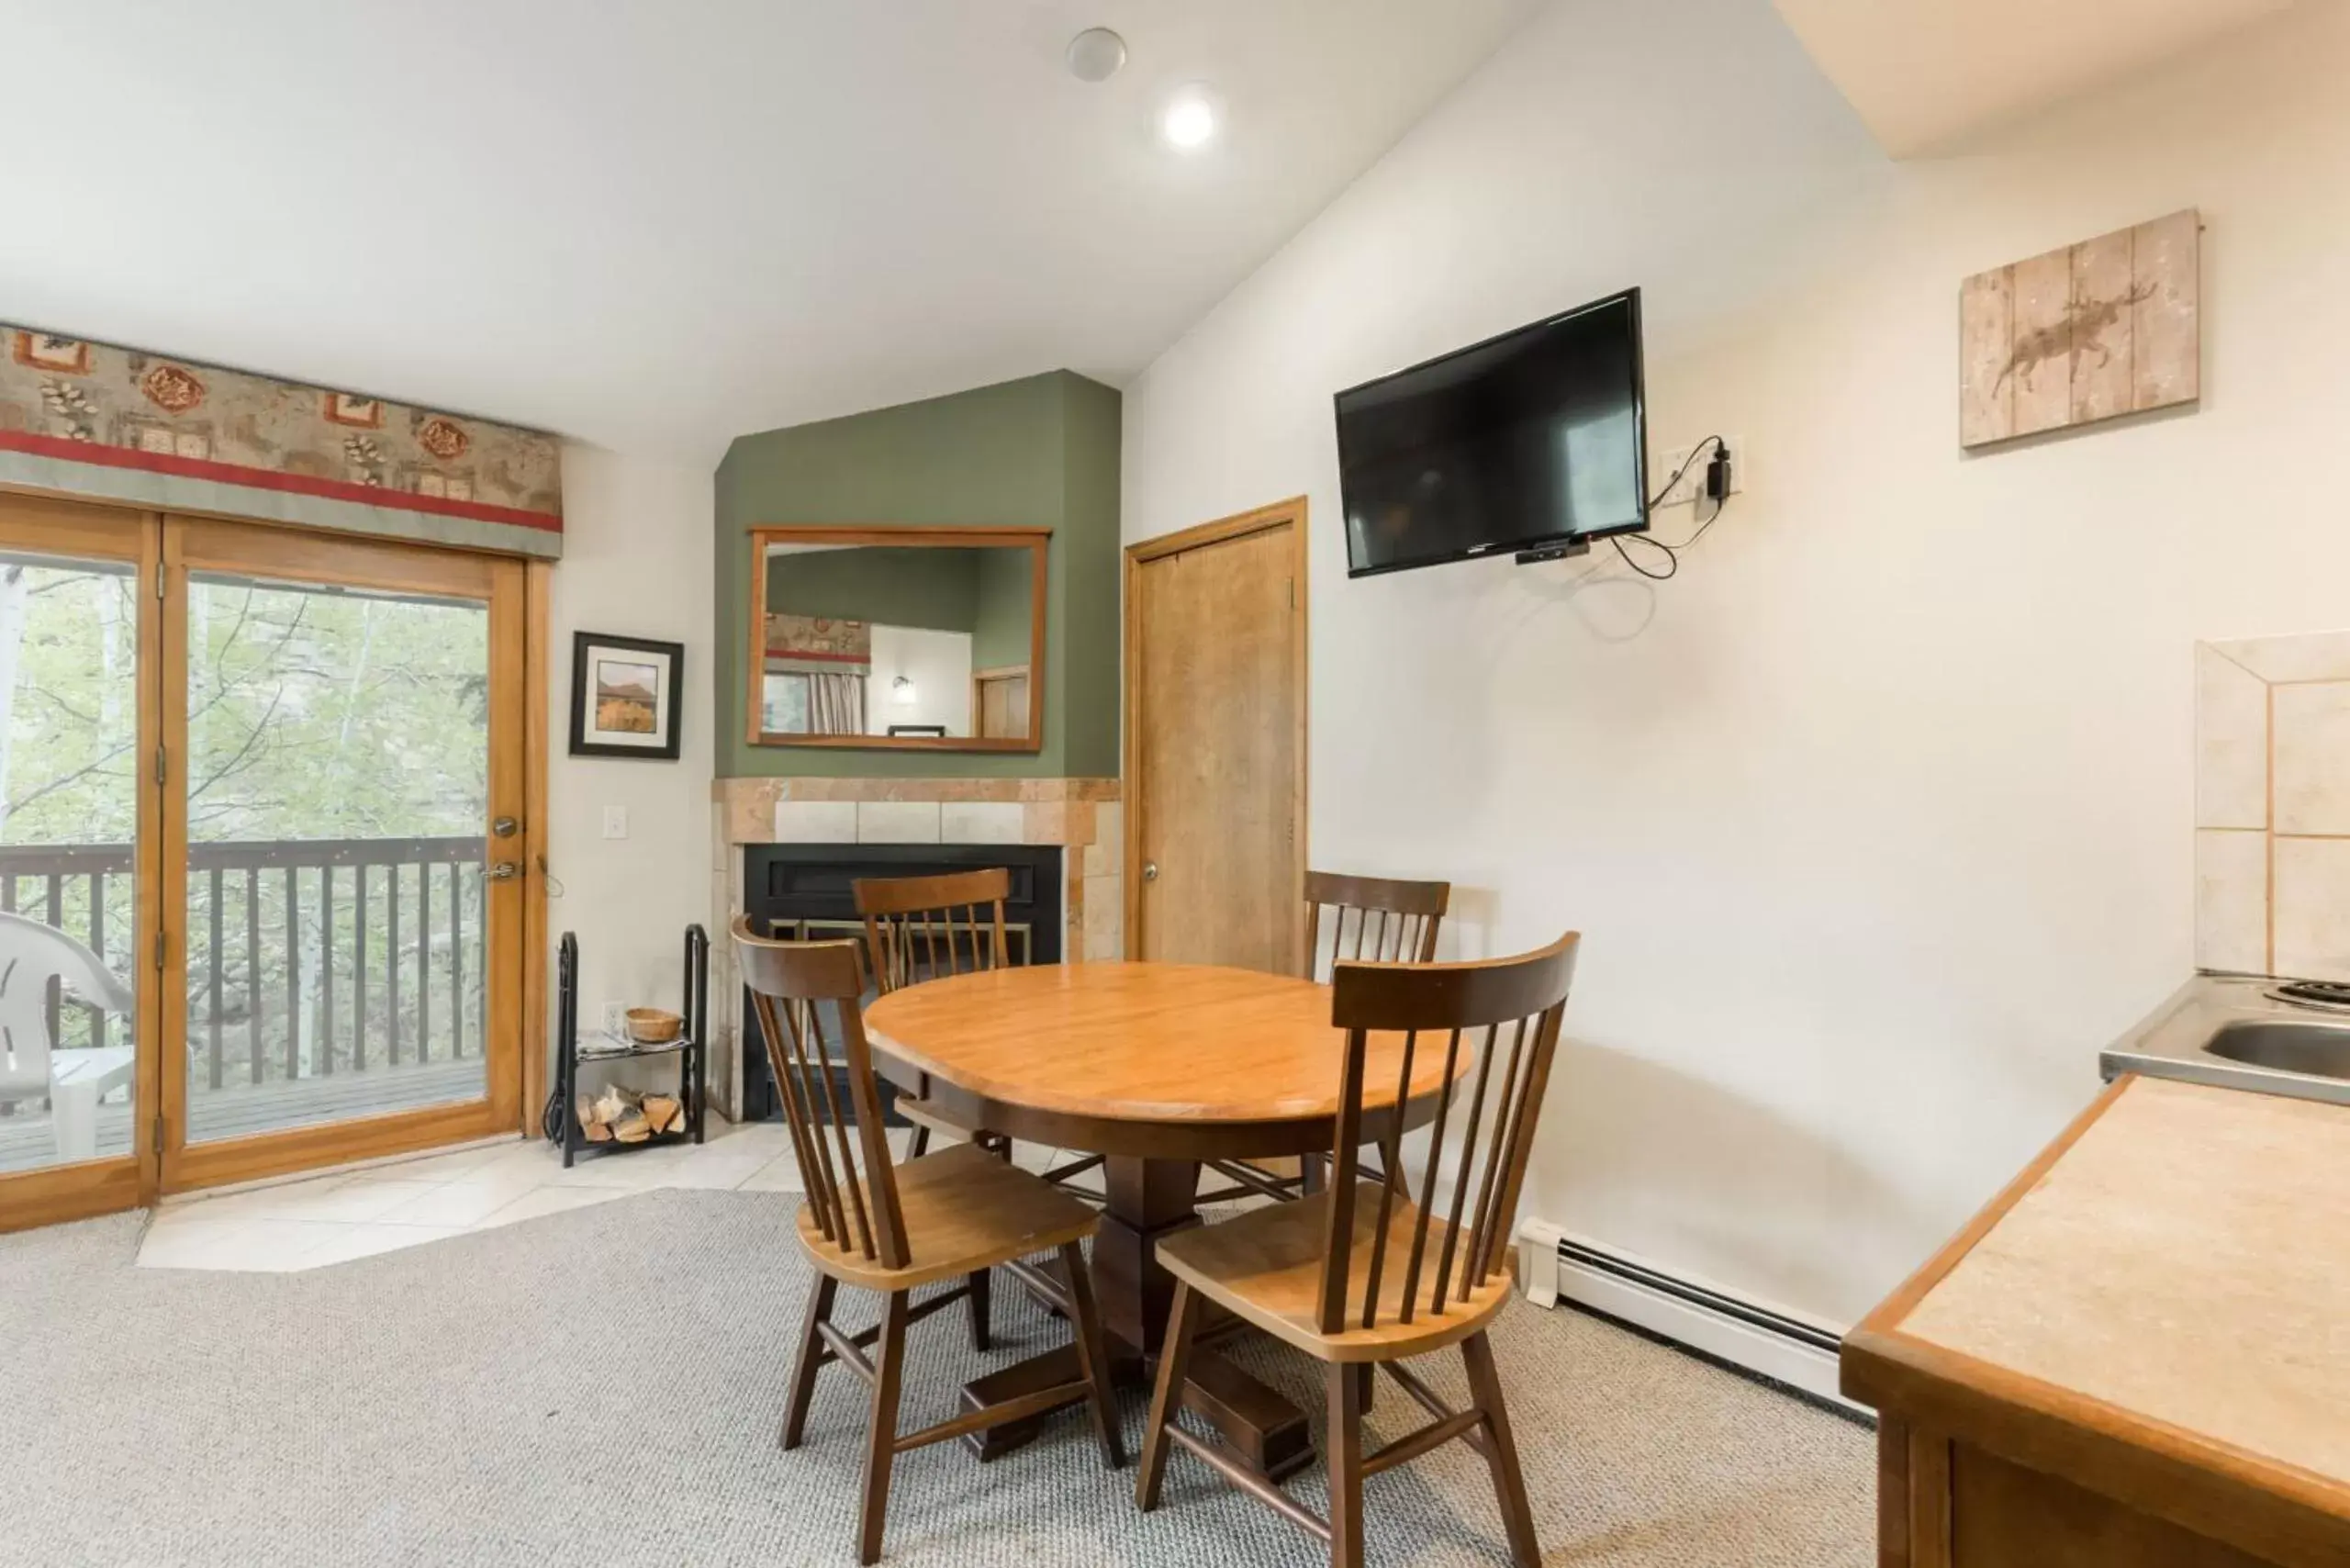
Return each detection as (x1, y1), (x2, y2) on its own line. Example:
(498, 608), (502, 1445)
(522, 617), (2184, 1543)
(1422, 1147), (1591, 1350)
(1852, 1074), (2350, 1508)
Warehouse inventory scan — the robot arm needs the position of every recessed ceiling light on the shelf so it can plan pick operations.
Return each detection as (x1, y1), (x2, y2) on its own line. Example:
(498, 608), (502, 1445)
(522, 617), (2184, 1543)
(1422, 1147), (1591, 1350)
(1161, 90), (1218, 151)
(1066, 28), (1126, 83)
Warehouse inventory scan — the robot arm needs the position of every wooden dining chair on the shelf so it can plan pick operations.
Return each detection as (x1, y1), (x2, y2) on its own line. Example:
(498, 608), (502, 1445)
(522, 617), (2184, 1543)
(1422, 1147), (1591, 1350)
(733, 920), (1125, 1565)
(1204, 870), (1453, 1207)
(1137, 931), (1579, 1568)
(853, 868), (1103, 1194)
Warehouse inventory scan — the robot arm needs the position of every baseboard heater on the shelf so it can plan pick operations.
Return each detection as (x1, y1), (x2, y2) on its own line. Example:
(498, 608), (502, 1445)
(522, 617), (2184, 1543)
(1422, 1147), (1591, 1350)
(1515, 1221), (1867, 1418)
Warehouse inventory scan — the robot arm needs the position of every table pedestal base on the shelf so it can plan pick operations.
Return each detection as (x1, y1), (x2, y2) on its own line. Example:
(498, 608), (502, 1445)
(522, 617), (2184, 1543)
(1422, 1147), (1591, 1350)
(956, 1155), (1313, 1481)
(957, 1336), (1314, 1481)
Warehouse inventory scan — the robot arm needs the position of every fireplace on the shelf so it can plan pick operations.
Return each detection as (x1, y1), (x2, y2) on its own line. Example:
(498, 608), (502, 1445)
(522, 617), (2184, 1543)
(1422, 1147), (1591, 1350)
(736, 843), (1064, 1123)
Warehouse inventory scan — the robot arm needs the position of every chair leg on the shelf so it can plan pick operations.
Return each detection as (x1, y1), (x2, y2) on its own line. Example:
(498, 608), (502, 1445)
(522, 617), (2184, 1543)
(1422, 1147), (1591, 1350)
(1326, 1361), (1366, 1568)
(781, 1275), (837, 1450)
(1461, 1330), (1540, 1568)
(1301, 1153), (1325, 1196)
(906, 1124), (930, 1159)
(857, 1291), (912, 1567)
(966, 1268), (992, 1353)
(1058, 1240), (1126, 1470)
(1135, 1281), (1203, 1511)
(1349, 1361), (1375, 1417)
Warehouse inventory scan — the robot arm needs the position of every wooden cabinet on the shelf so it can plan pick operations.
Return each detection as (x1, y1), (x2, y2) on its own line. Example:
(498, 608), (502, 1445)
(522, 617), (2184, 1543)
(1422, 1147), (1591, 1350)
(1844, 1076), (2350, 1568)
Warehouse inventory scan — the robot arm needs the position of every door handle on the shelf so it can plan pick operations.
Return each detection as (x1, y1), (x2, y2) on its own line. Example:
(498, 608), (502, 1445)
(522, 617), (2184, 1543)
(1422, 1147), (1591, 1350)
(1142, 861), (1159, 882)
(487, 862), (520, 881)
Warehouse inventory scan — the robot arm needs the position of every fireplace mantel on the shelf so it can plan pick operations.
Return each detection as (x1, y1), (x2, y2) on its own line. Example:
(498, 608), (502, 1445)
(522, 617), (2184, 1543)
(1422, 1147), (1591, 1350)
(707, 775), (1123, 1119)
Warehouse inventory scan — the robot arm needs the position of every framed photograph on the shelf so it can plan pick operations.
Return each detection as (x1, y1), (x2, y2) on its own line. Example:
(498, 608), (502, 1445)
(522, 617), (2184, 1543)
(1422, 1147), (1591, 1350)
(569, 632), (683, 760)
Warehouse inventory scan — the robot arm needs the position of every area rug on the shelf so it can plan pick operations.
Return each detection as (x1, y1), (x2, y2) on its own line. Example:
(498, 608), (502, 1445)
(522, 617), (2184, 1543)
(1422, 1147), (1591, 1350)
(0, 1193), (1871, 1565)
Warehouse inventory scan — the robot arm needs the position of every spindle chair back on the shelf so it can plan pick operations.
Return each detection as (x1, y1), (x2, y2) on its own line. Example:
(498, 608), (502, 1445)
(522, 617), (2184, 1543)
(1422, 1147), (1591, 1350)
(1138, 932), (1582, 1568)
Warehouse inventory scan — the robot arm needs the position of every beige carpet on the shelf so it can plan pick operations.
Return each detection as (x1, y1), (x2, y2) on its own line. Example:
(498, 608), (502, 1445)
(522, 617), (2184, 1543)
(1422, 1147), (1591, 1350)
(0, 1191), (1872, 1566)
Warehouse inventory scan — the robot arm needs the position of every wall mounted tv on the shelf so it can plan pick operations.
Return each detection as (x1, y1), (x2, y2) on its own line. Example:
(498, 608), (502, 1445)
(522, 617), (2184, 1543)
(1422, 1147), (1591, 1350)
(1335, 287), (1648, 578)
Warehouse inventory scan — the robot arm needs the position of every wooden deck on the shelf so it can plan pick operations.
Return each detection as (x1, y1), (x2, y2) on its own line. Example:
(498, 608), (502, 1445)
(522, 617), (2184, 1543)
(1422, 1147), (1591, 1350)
(0, 1056), (487, 1174)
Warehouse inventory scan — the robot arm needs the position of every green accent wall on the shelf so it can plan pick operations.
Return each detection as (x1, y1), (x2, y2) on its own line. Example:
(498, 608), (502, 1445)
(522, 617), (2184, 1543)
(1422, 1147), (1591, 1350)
(715, 371), (1121, 778)
(970, 544), (1034, 670)
(768, 546), (984, 633)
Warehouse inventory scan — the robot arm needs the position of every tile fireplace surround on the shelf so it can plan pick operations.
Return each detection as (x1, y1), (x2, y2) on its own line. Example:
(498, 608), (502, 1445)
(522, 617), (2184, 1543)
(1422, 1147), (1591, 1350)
(707, 776), (1122, 1119)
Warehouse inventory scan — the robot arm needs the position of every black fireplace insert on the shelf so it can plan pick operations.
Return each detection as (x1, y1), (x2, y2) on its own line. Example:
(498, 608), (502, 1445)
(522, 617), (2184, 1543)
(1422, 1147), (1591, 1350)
(737, 842), (1063, 1124)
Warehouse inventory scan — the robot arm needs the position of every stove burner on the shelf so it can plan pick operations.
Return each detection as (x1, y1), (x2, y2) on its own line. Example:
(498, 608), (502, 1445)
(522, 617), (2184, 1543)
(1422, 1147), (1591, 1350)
(2267, 979), (2350, 1011)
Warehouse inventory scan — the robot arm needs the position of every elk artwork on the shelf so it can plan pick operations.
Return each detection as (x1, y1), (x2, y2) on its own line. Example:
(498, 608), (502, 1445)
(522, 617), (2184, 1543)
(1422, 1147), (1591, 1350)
(1994, 279), (2157, 394)
(1961, 209), (2199, 448)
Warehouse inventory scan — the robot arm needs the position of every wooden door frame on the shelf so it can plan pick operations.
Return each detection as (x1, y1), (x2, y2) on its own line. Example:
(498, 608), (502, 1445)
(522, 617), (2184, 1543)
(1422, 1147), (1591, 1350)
(1121, 498), (1310, 971)
(0, 482), (548, 1231)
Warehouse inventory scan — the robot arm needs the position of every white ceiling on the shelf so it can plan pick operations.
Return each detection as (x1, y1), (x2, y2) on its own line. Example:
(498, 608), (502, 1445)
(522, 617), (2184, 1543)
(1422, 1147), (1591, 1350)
(1775, 0), (2300, 157)
(0, 0), (1538, 461)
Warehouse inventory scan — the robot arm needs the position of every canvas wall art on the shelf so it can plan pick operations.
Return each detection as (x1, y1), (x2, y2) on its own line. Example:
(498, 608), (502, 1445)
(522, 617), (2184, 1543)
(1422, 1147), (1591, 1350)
(1959, 209), (2199, 448)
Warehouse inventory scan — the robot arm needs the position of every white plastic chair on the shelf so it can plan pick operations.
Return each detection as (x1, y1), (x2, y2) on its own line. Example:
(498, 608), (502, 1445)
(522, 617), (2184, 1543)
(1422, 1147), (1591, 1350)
(0, 910), (137, 1162)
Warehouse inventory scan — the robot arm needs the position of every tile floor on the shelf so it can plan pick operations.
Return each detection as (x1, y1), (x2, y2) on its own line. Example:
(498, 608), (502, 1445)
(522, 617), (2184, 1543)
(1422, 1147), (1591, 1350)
(134, 1118), (952, 1272)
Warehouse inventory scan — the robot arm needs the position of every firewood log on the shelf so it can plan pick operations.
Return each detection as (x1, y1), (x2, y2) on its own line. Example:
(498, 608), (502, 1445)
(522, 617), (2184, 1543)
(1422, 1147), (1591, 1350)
(643, 1095), (680, 1135)
(613, 1109), (652, 1143)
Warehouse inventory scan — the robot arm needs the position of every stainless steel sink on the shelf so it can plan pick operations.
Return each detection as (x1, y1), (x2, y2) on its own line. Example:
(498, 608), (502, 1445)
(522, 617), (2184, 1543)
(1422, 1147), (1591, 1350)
(2203, 1019), (2350, 1080)
(2102, 975), (2350, 1107)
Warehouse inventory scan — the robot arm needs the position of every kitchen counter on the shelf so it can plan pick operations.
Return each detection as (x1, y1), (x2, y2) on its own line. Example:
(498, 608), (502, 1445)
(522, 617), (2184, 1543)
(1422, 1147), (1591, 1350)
(1842, 1073), (2350, 1567)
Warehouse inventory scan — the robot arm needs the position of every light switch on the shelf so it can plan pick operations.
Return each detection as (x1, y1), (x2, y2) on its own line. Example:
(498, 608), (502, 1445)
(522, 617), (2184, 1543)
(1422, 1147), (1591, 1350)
(602, 806), (629, 840)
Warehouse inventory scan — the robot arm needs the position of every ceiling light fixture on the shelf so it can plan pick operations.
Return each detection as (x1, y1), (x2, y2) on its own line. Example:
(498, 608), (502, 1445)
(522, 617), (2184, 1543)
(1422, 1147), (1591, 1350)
(1066, 27), (1127, 84)
(1161, 89), (1218, 151)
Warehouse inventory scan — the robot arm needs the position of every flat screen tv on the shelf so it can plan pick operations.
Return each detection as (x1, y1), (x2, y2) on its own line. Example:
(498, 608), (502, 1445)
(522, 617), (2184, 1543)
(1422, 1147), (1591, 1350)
(1335, 287), (1647, 578)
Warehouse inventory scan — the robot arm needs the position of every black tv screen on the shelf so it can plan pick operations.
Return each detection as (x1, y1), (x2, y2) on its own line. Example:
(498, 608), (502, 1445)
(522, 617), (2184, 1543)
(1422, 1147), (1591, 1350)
(1336, 288), (1647, 578)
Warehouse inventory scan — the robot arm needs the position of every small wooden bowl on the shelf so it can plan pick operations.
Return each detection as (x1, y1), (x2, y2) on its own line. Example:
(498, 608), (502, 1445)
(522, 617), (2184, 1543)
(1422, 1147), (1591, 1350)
(624, 1007), (684, 1045)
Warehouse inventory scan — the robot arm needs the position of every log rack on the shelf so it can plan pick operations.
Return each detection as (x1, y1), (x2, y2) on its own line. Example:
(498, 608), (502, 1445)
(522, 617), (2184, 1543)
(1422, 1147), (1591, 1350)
(548, 924), (710, 1168)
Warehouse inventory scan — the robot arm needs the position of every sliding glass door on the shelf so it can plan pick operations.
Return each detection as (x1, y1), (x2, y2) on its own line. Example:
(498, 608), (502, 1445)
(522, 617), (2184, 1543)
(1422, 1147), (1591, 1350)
(0, 498), (528, 1229)
(0, 497), (155, 1226)
(161, 520), (526, 1193)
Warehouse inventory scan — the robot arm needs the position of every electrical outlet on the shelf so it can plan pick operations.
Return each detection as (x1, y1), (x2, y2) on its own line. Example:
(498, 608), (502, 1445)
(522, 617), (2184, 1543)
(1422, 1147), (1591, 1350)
(600, 1001), (628, 1038)
(1653, 434), (1747, 509)
(601, 805), (628, 840)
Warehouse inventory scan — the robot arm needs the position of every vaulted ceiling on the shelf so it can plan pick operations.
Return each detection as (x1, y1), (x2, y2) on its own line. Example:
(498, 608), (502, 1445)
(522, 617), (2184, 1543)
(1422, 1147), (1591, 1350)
(1774, 0), (2300, 157)
(0, 0), (1538, 459)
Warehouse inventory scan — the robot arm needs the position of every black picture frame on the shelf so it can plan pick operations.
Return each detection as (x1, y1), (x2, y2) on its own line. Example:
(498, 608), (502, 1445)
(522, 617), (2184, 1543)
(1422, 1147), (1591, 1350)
(569, 632), (684, 760)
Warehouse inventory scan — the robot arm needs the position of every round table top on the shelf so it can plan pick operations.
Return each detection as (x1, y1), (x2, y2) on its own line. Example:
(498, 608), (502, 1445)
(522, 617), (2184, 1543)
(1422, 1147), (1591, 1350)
(864, 960), (1450, 1134)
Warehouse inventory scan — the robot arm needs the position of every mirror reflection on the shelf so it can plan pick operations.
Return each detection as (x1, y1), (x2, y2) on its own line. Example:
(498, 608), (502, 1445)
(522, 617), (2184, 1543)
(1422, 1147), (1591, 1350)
(759, 542), (1035, 743)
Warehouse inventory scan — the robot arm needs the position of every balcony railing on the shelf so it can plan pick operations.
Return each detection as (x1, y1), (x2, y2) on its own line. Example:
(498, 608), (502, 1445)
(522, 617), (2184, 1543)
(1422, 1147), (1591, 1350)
(0, 835), (487, 1095)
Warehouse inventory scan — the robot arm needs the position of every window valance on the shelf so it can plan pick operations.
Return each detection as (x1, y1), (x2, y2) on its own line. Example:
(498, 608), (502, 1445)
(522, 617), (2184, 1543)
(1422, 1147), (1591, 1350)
(0, 324), (562, 557)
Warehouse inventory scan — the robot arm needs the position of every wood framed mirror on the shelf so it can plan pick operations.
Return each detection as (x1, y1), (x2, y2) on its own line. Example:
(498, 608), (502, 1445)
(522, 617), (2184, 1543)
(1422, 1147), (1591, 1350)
(746, 525), (1047, 753)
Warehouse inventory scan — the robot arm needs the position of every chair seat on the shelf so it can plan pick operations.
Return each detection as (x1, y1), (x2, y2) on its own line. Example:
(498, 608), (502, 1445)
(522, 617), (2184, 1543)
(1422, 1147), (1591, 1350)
(1155, 1182), (1515, 1364)
(796, 1140), (1098, 1291)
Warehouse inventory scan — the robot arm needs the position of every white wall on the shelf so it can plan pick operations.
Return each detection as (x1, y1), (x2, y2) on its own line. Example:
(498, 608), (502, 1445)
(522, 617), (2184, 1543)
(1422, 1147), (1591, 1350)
(865, 623), (974, 736)
(1121, 0), (2350, 1325)
(548, 445), (714, 1054)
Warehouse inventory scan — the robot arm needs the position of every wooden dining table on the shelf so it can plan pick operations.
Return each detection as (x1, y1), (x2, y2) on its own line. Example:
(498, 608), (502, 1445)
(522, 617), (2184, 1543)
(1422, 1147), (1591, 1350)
(862, 959), (1462, 1480)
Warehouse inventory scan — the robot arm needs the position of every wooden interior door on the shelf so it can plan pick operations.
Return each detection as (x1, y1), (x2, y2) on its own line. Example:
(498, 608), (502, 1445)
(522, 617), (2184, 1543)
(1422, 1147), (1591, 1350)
(1124, 500), (1306, 973)
(973, 666), (1029, 740)
(157, 518), (529, 1193)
